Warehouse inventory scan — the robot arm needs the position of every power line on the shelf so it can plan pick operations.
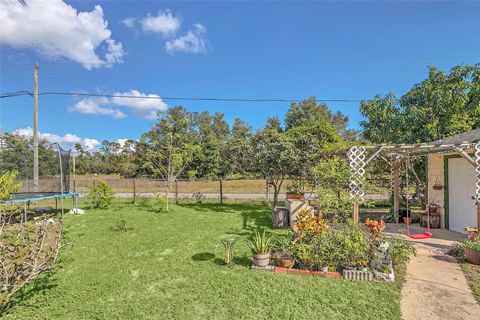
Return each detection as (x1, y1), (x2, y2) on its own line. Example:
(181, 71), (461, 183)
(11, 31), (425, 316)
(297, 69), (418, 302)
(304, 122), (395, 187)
(1, 56), (479, 69)
(0, 90), (363, 103)
(0, 90), (32, 98)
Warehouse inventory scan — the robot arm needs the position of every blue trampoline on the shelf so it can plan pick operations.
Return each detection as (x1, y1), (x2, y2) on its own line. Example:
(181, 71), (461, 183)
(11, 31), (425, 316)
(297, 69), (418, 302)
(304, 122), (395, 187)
(2, 192), (79, 203)
(1, 142), (80, 217)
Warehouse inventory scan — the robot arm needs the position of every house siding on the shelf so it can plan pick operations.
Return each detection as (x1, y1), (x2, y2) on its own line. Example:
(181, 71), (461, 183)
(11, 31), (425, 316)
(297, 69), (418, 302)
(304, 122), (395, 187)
(427, 154), (446, 228)
(427, 149), (474, 229)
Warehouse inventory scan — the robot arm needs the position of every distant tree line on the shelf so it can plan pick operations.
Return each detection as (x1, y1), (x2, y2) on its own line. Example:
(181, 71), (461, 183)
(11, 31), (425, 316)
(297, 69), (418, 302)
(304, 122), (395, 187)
(1, 64), (478, 207)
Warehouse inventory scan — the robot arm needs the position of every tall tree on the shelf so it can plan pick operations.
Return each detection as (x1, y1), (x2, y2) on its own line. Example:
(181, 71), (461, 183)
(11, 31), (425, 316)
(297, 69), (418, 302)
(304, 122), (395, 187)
(285, 97), (358, 140)
(361, 64), (480, 144)
(252, 129), (299, 208)
(137, 107), (199, 209)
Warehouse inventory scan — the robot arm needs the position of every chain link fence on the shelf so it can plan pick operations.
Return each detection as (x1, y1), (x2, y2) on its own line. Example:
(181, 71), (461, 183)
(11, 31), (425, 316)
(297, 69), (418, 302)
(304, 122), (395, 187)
(14, 177), (390, 205)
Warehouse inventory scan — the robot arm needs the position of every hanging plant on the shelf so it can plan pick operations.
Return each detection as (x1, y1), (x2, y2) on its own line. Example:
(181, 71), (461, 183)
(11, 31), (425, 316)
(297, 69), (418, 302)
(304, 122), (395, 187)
(432, 177), (443, 190)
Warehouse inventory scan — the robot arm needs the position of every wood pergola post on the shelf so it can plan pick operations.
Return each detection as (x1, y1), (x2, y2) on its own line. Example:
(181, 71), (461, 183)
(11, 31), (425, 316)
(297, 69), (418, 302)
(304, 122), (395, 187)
(393, 159), (400, 223)
(353, 201), (359, 223)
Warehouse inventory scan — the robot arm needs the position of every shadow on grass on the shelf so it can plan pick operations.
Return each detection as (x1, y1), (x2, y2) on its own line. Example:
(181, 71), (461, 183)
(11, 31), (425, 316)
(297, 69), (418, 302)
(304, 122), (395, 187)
(3, 271), (58, 314)
(192, 252), (215, 261)
(212, 256), (251, 268)
(233, 255), (252, 267)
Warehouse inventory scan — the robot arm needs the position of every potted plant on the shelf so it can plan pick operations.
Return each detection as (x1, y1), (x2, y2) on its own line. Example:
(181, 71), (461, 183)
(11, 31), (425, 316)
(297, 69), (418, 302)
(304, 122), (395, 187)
(286, 181), (305, 200)
(463, 240), (480, 265)
(403, 216), (413, 224)
(272, 238), (295, 268)
(247, 230), (273, 267)
(294, 242), (314, 270)
(464, 226), (479, 240)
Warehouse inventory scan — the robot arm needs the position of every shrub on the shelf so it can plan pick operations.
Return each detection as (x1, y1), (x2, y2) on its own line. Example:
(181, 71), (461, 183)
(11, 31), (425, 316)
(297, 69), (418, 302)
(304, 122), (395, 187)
(293, 220), (370, 271)
(450, 241), (466, 257)
(0, 171), (19, 201)
(293, 242), (314, 269)
(463, 240), (480, 251)
(296, 208), (328, 241)
(87, 180), (114, 209)
(152, 193), (168, 213)
(0, 216), (62, 312)
(319, 222), (370, 271)
(193, 192), (206, 204)
(383, 235), (416, 269)
(111, 219), (132, 232)
(364, 218), (385, 244)
(271, 234), (295, 260)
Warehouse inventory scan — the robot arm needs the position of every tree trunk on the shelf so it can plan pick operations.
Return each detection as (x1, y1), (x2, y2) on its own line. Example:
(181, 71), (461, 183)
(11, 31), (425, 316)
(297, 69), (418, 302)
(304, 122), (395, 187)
(272, 183), (280, 208)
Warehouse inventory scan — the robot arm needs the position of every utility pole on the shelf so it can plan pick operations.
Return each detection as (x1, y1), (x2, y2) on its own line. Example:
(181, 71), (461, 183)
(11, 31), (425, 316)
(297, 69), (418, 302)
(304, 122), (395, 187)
(33, 63), (39, 192)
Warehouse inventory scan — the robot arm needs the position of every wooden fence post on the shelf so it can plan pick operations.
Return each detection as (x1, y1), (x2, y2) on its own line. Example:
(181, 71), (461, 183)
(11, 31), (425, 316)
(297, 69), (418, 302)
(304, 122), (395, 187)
(133, 179), (136, 204)
(220, 180), (223, 204)
(175, 179), (179, 204)
(353, 201), (359, 223)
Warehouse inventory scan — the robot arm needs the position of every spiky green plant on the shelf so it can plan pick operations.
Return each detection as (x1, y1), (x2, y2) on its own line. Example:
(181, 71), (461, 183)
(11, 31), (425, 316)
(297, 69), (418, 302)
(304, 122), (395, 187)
(247, 230), (273, 254)
(220, 236), (238, 265)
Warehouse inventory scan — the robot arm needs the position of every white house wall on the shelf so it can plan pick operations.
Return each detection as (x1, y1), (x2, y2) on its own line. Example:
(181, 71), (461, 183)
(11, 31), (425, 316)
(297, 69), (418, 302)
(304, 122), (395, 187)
(427, 154), (446, 228)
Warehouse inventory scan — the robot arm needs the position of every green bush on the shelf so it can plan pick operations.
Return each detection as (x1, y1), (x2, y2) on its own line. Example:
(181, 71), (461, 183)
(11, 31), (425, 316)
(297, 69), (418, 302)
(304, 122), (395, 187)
(288, 220), (370, 271)
(450, 241), (466, 257)
(152, 193), (168, 213)
(463, 240), (480, 251)
(86, 180), (114, 209)
(383, 235), (416, 269)
(313, 221), (370, 271)
(0, 170), (19, 200)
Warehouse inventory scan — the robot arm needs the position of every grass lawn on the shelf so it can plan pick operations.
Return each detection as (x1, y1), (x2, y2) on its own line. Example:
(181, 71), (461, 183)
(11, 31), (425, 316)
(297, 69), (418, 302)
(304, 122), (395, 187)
(3, 201), (400, 320)
(461, 261), (480, 303)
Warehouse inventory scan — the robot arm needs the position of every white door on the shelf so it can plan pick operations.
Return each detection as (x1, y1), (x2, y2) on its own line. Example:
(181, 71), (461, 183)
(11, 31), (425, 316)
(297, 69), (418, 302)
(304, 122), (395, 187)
(448, 157), (476, 233)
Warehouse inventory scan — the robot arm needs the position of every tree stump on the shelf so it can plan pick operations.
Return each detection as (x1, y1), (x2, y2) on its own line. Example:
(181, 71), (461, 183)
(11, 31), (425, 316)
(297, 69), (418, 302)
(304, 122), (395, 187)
(272, 207), (289, 228)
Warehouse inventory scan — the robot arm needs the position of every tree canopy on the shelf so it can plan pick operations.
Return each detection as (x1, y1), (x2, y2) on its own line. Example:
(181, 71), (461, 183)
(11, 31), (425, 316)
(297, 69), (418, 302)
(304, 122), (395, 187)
(360, 64), (480, 144)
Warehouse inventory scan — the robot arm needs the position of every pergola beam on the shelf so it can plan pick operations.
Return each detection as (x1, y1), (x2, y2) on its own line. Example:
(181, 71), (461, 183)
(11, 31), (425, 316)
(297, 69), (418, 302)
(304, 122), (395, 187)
(454, 147), (476, 167)
(349, 139), (480, 227)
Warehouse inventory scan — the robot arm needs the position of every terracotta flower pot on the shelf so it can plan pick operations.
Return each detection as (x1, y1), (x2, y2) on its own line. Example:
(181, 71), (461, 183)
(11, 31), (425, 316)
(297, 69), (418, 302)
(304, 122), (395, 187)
(252, 253), (270, 267)
(286, 193), (304, 200)
(275, 258), (295, 268)
(464, 247), (480, 265)
(403, 217), (413, 224)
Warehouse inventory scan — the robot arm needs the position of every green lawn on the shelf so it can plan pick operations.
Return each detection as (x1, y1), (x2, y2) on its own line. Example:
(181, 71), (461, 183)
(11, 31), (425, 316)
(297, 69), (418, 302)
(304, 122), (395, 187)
(3, 201), (400, 319)
(461, 261), (480, 303)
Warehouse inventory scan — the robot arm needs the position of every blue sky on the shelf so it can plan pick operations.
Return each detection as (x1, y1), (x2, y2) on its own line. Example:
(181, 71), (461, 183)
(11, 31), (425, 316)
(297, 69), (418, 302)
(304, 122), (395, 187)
(1, 0), (479, 151)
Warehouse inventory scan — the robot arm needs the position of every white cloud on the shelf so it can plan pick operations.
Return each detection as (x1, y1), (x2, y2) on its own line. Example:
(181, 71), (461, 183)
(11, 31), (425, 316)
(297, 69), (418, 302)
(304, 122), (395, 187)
(0, 0), (124, 70)
(111, 90), (168, 119)
(70, 90), (168, 119)
(82, 138), (101, 152)
(166, 24), (208, 55)
(70, 97), (127, 119)
(141, 10), (181, 36)
(12, 127), (100, 152)
(121, 17), (136, 28)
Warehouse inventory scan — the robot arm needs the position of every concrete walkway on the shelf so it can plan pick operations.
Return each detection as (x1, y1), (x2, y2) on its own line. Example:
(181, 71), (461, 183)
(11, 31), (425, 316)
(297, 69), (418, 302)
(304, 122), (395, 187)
(385, 224), (480, 320)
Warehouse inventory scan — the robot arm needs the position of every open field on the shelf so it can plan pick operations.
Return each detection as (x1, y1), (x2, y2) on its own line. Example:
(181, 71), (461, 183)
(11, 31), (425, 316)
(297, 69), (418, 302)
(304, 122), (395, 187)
(3, 200), (400, 319)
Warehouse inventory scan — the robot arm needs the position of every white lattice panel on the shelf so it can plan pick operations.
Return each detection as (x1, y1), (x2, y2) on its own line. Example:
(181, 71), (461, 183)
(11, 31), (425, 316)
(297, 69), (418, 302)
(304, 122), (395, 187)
(475, 142), (480, 199)
(348, 146), (366, 201)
